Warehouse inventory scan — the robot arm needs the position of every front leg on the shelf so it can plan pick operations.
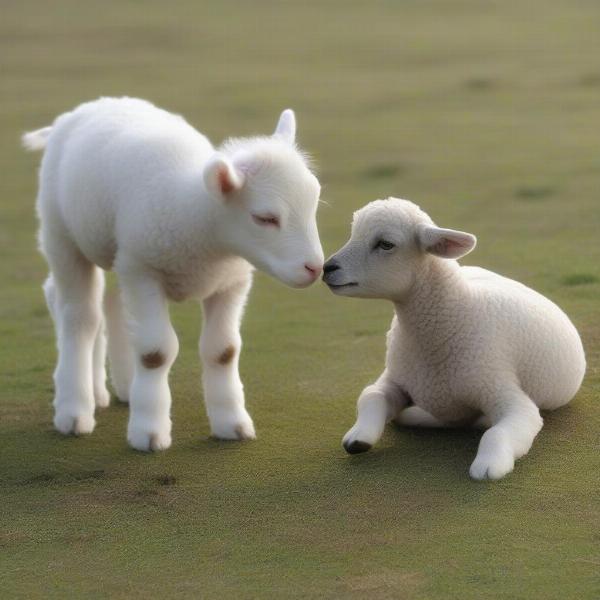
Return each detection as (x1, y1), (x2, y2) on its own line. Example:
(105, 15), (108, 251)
(119, 273), (178, 451)
(342, 371), (407, 454)
(200, 278), (255, 440)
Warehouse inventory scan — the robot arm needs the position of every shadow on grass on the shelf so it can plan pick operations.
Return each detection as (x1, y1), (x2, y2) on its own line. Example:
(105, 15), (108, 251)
(561, 273), (599, 286)
(360, 163), (404, 181)
(514, 185), (557, 200)
(1, 398), (585, 529)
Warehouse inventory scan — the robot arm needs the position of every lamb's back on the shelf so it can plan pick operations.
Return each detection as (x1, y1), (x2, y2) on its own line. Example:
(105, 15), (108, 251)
(37, 97), (215, 269)
(48, 97), (213, 201)
(461, 266), (585, 409)
(384, 265), (585, 418)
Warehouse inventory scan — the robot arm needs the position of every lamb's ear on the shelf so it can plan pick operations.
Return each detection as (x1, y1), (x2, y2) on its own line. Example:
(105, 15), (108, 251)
(203, 154), (245, 198)
(418, 225), (477, 259)
(273, 109), (296, 144)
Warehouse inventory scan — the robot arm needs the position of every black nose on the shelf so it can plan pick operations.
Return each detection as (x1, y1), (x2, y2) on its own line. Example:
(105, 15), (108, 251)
(323, 259), (340, 274)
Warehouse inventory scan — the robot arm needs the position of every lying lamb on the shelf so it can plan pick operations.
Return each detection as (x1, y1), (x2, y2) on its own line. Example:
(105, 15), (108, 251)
(323, 198), (585, 480)
(23, 97), (324, 451)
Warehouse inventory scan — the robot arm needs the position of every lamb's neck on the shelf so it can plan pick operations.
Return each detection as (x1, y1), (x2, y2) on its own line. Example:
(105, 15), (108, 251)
(393, 259), (468, 343)
(174, 171), (234, 260)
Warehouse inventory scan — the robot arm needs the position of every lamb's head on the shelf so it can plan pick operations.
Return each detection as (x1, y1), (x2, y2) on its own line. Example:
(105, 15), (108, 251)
(323, 198), (476, 301)
(204, 110), (324, 288)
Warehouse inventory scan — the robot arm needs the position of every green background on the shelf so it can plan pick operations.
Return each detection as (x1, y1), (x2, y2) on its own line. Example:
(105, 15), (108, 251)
(1, 1), (598, 598)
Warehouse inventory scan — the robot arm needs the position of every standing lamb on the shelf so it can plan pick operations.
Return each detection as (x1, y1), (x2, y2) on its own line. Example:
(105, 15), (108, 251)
(323, 198), (585, 480)
(23, 97), (324, 451)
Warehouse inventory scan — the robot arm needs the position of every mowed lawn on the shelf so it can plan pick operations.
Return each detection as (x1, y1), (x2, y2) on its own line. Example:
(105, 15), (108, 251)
(1, 1), (599, 598)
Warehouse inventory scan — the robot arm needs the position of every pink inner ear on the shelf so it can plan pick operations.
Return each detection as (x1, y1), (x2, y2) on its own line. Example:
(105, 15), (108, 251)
(218, 166), (235, 194)
(433, 238), (452, 254)
(432, 237), (466, 256)
(432, 240), (449, 255)
(446, 238), (463, 249)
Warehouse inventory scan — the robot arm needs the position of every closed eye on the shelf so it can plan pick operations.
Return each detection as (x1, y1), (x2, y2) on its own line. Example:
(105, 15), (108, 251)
(252, 213), (280, 228)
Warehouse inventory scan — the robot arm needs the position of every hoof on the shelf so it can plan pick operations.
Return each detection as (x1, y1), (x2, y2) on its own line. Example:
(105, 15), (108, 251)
(210, 410), (256, 441)
(343, 440), (372, 455)
(469, 452), (514, 481)
(234, 423), (256, 441)
(211, 422), (256, 441)
(128, 426), (172, 452)
(94, 387), (111, 409)
(54, 412), (95, 436)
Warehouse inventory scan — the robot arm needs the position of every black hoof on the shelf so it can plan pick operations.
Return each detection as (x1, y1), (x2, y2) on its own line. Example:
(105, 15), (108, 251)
(344, 440), (372, 455)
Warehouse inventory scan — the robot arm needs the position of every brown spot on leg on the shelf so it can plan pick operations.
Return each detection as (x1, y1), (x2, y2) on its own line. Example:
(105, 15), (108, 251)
(216, 345), (236, 366)
(141, 351), (165, 369)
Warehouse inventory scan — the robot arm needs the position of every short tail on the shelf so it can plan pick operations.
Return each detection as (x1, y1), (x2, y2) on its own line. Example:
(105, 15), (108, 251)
(22, 126), (52, 151)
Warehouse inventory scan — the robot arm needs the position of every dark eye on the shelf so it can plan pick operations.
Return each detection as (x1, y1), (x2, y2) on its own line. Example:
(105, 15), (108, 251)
(252, 214), (280, 228)
(374, 240), (395, 251)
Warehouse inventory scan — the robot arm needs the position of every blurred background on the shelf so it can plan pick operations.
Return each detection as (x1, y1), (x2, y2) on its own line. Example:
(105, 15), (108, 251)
(2, 1), (599, 598)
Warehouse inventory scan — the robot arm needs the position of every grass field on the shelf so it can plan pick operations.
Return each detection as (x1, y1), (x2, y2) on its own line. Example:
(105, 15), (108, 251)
(1, 1), (599, 598)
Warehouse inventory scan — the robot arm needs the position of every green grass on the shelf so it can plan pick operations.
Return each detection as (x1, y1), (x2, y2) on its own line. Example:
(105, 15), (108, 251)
(1, 1), (599, 598)
(562, 273), (599, 287)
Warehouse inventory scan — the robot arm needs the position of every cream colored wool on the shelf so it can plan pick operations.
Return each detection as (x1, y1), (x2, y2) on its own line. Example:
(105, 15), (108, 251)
(324, 197), (585, 480)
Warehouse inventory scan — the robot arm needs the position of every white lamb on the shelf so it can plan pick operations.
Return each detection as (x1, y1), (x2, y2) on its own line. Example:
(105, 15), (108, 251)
(23, 97), (324, 451)
(323, 198), (585, 480)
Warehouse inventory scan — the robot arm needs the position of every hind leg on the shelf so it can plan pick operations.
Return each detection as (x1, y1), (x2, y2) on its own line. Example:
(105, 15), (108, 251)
(395, 405), (447, 428)
(47, 271), (110, 410)
(470, 388), (543, 481)
(43, 255), (104, 435)
(395, 406), (491, 429)
(92, 313), (110, 408)
(104, 286), (134, 402)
